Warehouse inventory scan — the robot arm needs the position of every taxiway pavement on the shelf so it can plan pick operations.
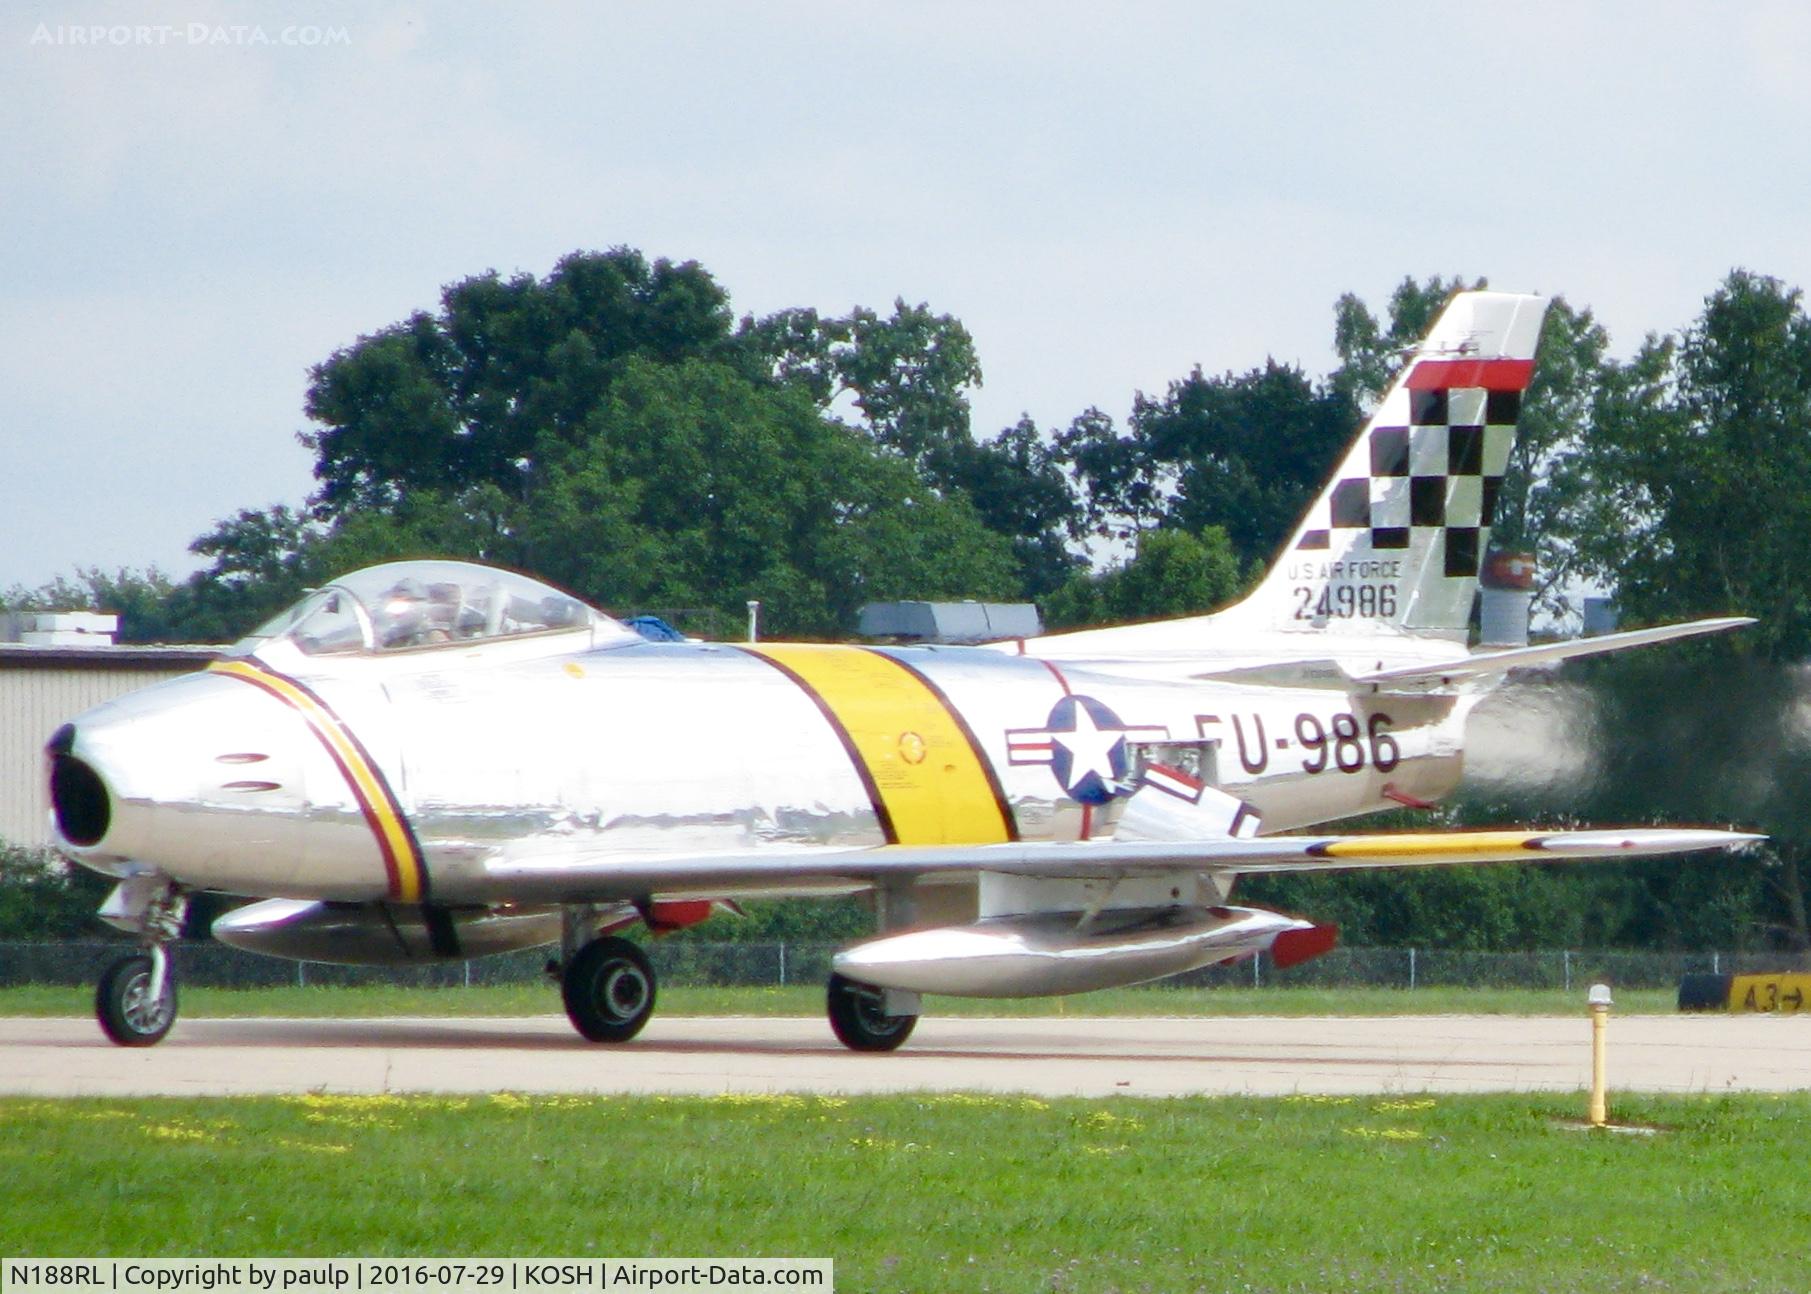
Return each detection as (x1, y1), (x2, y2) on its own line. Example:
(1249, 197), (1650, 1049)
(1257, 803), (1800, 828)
(2, 1013), (1805, 1098)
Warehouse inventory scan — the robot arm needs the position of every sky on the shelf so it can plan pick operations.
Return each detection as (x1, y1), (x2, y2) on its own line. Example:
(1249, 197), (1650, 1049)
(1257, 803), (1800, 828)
(6, 1), (1811, 591)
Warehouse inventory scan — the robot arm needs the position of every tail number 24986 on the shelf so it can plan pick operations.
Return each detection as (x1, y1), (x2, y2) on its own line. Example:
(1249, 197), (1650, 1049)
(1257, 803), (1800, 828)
(1293, 583), (1398, 620)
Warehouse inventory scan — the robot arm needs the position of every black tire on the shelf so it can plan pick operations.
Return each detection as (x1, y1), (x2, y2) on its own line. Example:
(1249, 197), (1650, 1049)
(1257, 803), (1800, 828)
(96, 953), (176, 1047)
(561, 936), (657, 1043)
(826, 972), (917, 1052)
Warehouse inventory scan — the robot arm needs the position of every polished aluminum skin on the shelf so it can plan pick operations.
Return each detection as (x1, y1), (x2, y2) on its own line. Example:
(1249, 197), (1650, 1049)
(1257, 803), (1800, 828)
(54, 575), (1473, 898)
(833, 905), (1310, 997)
(213, 897), (564, 966)
(48, 560), (1758, 1001)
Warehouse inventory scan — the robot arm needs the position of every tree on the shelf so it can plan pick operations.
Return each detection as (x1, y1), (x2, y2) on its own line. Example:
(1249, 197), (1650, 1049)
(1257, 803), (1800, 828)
(833, 299), (983, 468)
(1454, 274), (1811, 951)
(304, 248), (736, 515)
(1146, 362), (1355, 570)
(935, 417), (1081, 598)
(1054, 407), (1163, 541)
(509, 357), (1019, 636)
(1445, 654), (1808, 951)
(1487, 298), (1612, 620)
(0, 846), (113, 939)
(740, 301), (1084, 596)
(1, 567), (205, 644)
(123, 253), (1034, 641)
(1043, 526), (1243, 629)
(1057, 362), (1353, 577)
(1330, 274), (1485, 410)
(1567, 271), (1811, 656)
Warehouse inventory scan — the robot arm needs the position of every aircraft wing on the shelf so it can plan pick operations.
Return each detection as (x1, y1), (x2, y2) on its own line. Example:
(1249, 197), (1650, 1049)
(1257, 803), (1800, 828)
(478, 827), (1759, 902)
(1351, 617), (1755, 691)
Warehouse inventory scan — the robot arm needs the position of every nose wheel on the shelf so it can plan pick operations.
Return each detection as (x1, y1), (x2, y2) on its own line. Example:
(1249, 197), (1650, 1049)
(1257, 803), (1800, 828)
(97, 948), (177, 1046)
(561, 936), (657, 1042)
(92, 877), (187, 1047)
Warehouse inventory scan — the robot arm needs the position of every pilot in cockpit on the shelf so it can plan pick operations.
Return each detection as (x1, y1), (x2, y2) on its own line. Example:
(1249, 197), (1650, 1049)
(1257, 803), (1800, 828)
(379, 579), (457, 648)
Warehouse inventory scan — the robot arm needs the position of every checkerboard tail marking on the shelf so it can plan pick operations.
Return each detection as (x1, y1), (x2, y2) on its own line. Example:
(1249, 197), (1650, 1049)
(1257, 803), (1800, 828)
(1231, 292), (1550, 636)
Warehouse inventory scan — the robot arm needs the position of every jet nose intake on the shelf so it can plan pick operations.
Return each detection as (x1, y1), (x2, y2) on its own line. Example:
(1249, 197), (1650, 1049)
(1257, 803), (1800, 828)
(47, 724), (112, 848)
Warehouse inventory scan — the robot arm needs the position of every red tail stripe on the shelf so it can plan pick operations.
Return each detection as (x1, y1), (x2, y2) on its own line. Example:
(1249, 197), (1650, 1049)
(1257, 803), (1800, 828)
(1405, 358), (1534, 392)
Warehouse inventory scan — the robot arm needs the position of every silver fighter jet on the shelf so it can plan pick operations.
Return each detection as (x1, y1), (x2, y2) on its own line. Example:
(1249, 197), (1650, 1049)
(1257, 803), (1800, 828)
(47, 291), (1756, 1049)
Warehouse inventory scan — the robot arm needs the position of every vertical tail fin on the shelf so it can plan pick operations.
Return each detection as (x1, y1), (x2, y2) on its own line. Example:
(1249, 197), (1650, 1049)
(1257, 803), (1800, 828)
(1227, 290), (1550, 638)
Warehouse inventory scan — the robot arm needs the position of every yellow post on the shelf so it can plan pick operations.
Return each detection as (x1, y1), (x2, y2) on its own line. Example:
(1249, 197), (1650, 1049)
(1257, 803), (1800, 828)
(1587, 983), (1613, 1127)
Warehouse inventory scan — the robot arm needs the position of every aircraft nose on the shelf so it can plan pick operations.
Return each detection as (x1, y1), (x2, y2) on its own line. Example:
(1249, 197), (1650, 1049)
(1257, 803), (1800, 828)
(46, 722), (111, 847)
(47, 669), (311, 881)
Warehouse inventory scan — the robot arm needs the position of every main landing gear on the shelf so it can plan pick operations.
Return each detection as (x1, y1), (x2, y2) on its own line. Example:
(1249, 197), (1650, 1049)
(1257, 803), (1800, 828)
(560, 936), (657, 1042)
(552, 904), (921, 1051)
(94, 876), (188, 1047)
(555, 905), (658, 1043)
(824, 880), (920, 1051)
(826, 972), (918, 1052)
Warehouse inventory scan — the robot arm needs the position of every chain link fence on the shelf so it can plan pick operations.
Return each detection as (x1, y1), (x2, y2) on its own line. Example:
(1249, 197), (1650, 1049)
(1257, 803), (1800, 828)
(3, 939), (1805, 992)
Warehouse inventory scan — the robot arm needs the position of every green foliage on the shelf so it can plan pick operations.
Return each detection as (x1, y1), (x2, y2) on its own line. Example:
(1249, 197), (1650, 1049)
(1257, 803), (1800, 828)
(0, 846), (111, 939)
(1563, 270), (1811, 657)
(1044, 526), (1243, 629)
(833, 298), (984, 465)
(739, 301), (1084, 595)
(1330, 274), (1485, 408)
(1240, 865), (1596, 951)
(304, 249), (737, 513)
(1464, 653), (1809, 951)
(276, 259), (1030, 638)
(1144, 362), (1357, 565)
(672, 896), (873, 943)
(18, 257), (1811, 956)
(1, 568), (186, 642)
(937, 417), (1082, 598)
(1057, 363), (1353, 572)
(1490, 298), (1615, 617)
(500, 357), (1017, 636)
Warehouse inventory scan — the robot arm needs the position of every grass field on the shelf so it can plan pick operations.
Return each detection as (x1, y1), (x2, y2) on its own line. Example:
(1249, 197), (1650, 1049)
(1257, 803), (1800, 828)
(0, 982), (1681, 1019)
(3, 1091), (1806, 1292)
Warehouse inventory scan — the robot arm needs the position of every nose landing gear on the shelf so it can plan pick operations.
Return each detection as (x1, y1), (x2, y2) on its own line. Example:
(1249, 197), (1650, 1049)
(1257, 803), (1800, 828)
(94, 876), (188, 1047)
(97, 948), (176, 1046)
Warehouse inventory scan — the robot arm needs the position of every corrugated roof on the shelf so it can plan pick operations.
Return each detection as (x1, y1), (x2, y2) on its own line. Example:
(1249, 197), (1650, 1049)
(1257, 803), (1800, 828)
(0, 644), (221, 670)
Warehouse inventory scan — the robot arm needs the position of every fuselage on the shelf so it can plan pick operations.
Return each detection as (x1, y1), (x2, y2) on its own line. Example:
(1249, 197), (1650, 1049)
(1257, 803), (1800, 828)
(52, 629), (1472, 907)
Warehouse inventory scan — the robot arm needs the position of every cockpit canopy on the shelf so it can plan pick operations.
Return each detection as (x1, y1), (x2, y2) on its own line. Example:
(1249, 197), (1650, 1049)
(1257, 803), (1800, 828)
(228, 561), (633, 659)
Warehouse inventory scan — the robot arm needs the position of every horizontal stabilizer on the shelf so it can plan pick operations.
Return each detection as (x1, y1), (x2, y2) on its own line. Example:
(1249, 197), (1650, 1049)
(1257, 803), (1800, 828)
(1353, 617), (1755, 690)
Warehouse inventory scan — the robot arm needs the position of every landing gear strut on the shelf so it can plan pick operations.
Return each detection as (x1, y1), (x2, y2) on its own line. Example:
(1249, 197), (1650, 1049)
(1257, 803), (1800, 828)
(826, 972), (917, 1052)
(561, 936), (657, 1042)
(94, 876), (187, 1047)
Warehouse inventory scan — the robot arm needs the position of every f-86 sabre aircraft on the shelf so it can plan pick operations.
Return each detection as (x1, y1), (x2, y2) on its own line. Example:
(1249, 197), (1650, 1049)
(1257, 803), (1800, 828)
(48, 290), (1756, 1049)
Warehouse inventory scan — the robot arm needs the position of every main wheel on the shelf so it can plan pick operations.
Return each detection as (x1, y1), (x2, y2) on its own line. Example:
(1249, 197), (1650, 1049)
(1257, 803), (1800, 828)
(826, 972), (917, 1052)
(561, 936), (656, 1042)
(96, 953), (176, 1047)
